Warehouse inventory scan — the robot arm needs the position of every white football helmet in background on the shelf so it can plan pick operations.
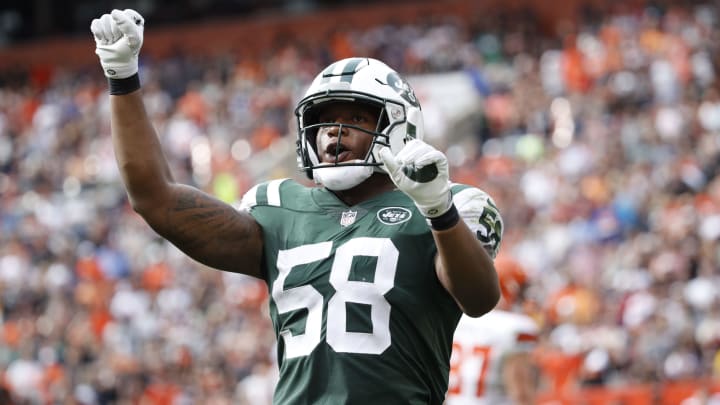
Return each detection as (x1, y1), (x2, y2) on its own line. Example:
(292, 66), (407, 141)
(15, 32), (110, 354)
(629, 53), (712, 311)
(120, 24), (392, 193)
(295, 57), (424, 190)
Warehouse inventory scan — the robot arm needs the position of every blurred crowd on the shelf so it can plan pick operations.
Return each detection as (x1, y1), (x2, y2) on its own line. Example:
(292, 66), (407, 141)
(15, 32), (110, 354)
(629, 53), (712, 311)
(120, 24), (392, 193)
(1, 1), (720, 404)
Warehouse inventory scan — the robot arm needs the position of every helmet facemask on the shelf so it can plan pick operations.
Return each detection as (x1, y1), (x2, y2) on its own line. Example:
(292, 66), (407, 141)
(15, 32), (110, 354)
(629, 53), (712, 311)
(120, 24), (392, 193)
(295, 58), (424, 190)
(299, 97), (389, 160)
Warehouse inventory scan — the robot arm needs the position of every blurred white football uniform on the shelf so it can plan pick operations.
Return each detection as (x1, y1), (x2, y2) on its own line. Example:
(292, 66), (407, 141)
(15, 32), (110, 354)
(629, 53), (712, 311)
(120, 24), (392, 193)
(446, 309), (539, 405)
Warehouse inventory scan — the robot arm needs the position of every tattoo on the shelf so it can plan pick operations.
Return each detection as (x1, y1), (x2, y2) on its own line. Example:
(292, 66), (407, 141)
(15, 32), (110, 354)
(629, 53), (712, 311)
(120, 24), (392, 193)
(152, 186), (261, 273)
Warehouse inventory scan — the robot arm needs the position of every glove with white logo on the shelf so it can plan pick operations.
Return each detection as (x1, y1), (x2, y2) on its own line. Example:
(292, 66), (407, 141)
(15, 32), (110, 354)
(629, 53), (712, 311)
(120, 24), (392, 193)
(91, 9), (144, 79)
(379, 139), (452, 219)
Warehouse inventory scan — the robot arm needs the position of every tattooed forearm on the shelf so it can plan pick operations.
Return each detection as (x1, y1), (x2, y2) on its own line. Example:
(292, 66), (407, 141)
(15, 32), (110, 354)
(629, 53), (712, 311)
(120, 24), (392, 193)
(146, 185), (263, 276)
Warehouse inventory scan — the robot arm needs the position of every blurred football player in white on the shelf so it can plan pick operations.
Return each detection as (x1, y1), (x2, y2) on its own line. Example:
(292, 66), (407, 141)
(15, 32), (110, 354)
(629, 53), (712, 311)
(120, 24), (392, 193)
(446, 252), (539, 405)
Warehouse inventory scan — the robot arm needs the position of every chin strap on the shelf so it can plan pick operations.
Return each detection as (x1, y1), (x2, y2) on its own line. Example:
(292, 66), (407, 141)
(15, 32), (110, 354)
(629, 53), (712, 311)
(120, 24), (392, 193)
(313, 164), (374, 191)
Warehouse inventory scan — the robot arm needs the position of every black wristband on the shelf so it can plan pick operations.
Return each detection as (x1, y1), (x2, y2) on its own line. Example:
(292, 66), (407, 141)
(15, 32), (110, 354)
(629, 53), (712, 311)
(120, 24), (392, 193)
(108, 73), (141, 95)
(429, 204), (460, 231)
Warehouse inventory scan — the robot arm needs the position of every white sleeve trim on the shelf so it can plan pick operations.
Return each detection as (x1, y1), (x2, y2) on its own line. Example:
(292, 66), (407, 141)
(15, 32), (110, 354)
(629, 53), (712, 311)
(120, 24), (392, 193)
(266, 178), (286, 207)
(238, 184), (260, 211)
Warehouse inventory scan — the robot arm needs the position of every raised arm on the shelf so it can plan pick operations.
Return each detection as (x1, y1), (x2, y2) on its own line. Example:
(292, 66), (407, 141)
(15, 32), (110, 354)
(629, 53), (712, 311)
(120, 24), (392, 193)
(380, 140), (501, 316)
(432, 189), (502, 317)
(93, 9), (263, 278)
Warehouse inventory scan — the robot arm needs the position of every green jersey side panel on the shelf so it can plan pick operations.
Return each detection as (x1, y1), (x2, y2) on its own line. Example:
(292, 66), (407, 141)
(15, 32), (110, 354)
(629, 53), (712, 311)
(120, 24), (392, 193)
(240, 179), (503, 404)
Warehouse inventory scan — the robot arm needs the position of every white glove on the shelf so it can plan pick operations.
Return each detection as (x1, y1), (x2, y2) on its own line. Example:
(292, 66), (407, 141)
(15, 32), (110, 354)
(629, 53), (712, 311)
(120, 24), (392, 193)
(379, 139), (452, 218)
(91, 9), (145, 79)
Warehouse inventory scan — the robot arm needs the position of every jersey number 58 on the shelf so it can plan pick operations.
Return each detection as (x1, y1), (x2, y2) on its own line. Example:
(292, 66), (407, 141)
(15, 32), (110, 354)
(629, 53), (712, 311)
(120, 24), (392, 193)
(273, 237), (397, 359)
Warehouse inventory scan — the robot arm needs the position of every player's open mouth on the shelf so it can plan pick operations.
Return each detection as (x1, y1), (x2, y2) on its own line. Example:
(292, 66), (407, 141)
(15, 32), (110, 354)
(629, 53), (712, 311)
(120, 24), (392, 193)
(322, 143), (352, 163)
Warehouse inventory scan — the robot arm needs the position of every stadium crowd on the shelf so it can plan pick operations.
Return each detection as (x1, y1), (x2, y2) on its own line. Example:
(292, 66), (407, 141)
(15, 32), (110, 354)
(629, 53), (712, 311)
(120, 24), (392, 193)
(0, 1), (719, 404)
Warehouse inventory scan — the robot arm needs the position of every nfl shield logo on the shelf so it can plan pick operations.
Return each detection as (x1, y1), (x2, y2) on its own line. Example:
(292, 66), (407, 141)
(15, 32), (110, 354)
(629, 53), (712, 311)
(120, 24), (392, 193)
(340, 210), (357, 227)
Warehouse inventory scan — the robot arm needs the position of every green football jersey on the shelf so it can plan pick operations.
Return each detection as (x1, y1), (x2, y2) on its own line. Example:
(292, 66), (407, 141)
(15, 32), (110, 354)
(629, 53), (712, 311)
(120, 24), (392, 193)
(240, 179), (503, 405)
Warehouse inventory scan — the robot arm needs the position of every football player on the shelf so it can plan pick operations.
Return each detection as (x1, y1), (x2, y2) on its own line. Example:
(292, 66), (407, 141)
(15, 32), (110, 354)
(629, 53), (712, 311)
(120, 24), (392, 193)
(446, 252), (539, 405)
(91, 9), (504, 404)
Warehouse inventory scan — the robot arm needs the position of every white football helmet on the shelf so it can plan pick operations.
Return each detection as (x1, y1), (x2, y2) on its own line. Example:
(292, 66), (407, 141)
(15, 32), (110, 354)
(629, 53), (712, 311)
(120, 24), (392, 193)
(295, 57), (424, 190)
